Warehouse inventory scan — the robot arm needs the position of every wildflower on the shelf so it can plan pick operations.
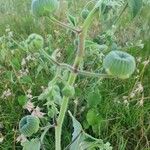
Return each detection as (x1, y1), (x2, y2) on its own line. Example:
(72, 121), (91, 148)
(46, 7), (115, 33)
(123, 100), (129, 105)
(139, 97), (144, 106)
(32, 106), (45, 118)
(21, 58), (26, 66)
(16, 134), (27, 144)
(130, 92), (135, 98)
(142, 59), (149, 66)
(27, 89), (32, 94)
(1, 89), (12, 99)
(135, 82), (143, 93)
(18, 68), (29, 78)
(137, 57), (142, 63)
(5, 28), (10, 33)
(0, 133), (4, 143)
(23, 101), (34, 112)
(8, 31), (13, 38)
(26, 54), (32, 61)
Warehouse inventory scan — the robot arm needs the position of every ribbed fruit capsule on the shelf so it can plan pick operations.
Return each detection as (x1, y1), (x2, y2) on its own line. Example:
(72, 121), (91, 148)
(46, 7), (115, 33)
(103, 51), (136, 79)
(62, 85), (75, 97)
(31, 0), (59, 17)
(26, 33), (44, 50)
(19, 115), (40, 137)
(81, 8), (89, 19)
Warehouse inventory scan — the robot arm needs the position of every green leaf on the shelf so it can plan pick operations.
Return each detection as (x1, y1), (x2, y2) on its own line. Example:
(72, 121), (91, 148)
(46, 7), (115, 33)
(127, 0), (143, 18)
(18, 95), (28, 106)
(20, 75), (32, 84)
(69, 111), (84, 150)
(11, 58), (21, 70)
(86, 109), (101, 126)
(69, 111), (112, 150)
(22, 138), (40, 150)
(67, 14), (76, 26)
(86, 90), (102, 108)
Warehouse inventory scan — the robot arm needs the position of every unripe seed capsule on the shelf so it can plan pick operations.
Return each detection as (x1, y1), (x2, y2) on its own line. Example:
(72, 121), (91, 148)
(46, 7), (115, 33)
(81, 8), (90, 19)
(19, 115), (40, 137)
(103, 51), (136, 79)
(26, 33), (44, 50)
(31, 0), (59, 17)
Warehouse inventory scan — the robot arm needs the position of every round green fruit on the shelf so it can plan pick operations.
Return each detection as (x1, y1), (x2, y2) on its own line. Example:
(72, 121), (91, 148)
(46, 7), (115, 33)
(19, 115), (40, 137)
(81, 8), (89, 19)
(26, 33), (44, 50)
(103, 51), (136, 79)
(62, 85), (75, 97)
(31, 0), (59, 17)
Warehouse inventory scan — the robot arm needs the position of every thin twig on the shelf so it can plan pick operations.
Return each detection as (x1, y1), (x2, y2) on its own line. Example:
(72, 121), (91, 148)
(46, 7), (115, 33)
(48, 17), (82, 34)
(41, 49), (113, 78)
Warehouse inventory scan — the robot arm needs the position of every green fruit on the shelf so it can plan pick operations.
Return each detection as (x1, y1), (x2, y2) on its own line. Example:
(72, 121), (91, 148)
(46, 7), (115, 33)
(103, 51), (136, 79)
(19, 115), (40, 137)
(81, 8), (89, 19)
(62, 85), (75, 97)
(26, 33), (44, 50)
(31, 0), (59, 17)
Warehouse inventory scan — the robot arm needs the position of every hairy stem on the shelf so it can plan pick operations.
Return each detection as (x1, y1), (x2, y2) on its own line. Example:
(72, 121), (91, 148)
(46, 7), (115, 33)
(48, 17), (81, 33)
(55, 1), (101, 149)
(55, 32), (84, 150)
(41, 48), (113, 78)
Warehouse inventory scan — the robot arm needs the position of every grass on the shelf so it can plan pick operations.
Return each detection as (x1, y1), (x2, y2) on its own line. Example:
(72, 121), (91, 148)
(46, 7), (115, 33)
(0, 0), (150, 150)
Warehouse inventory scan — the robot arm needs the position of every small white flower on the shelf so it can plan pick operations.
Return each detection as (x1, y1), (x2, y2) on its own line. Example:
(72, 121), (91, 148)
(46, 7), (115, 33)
(0, 133), (4, 143)
(27, 93), (33, 100)
(142, 59), (149, 66)
(135, 82), (143, 93)
(8, 31), (13, 38)
(27, 89), (32, 94)
(1, 89), (12, 99)
(26, 55), (32, 61)
(21, 58), (26, 66)
(130, 92), (135, 98)
(16, 134), (27, 143)
(32, 106), (45, 118)
(139, 97), (144, 106)
(23, 101), (34, 112)
(5, 28), (10, 32)
(123, 100), (129, 107)
(137, 57), (142, 63)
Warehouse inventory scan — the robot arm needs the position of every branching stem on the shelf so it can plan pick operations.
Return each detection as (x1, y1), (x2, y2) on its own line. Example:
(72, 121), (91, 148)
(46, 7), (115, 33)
(54, 1), (102, 150)
(41, 49), (113, 78)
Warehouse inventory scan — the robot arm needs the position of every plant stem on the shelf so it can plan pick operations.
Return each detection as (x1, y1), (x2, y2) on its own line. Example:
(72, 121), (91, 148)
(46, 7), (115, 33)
(41, 49), (113, 78)
(55, 1), (101, 149)
(49, 17), (81, 33)
(55, 31), (85, 150)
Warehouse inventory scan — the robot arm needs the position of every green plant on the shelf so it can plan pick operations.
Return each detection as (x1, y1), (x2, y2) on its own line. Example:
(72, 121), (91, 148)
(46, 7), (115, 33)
(26, 33), (44, 50)
(15, 0), (146, 149)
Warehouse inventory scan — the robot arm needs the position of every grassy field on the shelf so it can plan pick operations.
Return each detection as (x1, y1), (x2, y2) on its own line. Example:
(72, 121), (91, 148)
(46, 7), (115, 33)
(0, 0), (149, 150)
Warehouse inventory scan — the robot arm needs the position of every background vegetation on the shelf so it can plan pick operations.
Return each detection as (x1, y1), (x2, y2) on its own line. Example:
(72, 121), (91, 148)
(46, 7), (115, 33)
(0, 0), (149, 150)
